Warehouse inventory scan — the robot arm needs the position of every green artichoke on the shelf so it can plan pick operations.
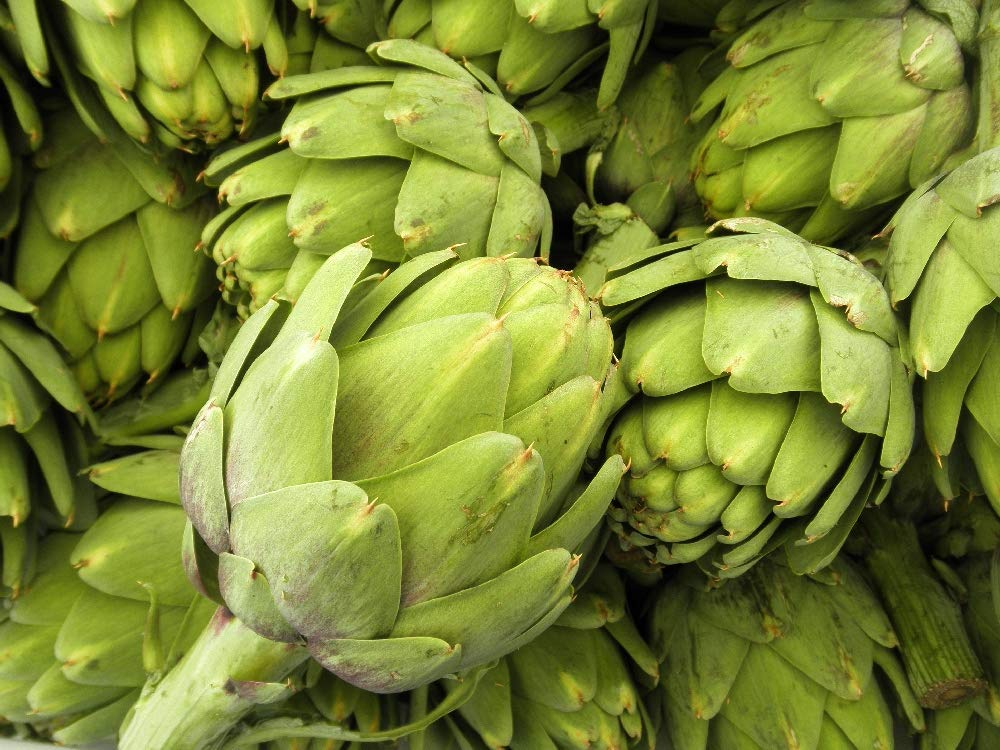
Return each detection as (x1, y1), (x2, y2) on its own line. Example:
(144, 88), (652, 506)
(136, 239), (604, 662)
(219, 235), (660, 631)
(0, 461), (214, 746)
(598, 218), (915, 579)
(0, 281), (94, 600)
(119, 246), (623, 749)
(202, 39), (552, 320)
(648, 558), (924, 750)
(385, 0), (657, 108)
(880, 146), (1000, 514)
(690, 0), (975, 244)
(7, 0), (290, 149)
(436, 564), (657, 749)
(12, 111), (217, 404)
(0, 19), (40, 237)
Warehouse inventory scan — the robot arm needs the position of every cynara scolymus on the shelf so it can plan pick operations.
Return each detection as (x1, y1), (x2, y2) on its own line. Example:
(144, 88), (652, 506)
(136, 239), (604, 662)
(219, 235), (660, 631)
(119, 245), (623, 749)
(201, 40), (552, 319)
(13, 111), (216, 403)
(880, 149), (1000, 513)
(0, 281), (94, 601)
(300, 0), (659, 108)
(648, 558), (924, 750)
(0, 450), (213, 746)
(5, 0), (291, 148)
(597, 218), (914, 579)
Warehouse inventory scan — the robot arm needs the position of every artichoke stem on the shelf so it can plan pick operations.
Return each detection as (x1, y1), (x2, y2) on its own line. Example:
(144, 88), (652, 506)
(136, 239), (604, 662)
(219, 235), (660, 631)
(979, 0), (1000, 152)
(862, 512), (987, 709)
(118, 606), (309, 750)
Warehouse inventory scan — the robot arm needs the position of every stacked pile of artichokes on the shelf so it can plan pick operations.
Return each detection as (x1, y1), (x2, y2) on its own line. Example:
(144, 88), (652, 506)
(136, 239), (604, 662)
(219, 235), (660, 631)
(1, 1), (999, 749)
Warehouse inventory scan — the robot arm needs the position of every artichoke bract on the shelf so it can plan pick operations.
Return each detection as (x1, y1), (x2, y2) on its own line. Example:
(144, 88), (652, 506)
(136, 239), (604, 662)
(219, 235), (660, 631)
(438, 564), (657, 749)
(648, 559), (925, 750)
(119, 246), (623, 749)
(0, 465), (214, 746)
(8, 0), (289, 149)
(0, 281), (94, 600)
(881, 146), (1000, 514)
(690, 0), (975, 244)
(12, 112), (217, 404)
(598, 218), (915, 579)
(201, 39), (552, 320)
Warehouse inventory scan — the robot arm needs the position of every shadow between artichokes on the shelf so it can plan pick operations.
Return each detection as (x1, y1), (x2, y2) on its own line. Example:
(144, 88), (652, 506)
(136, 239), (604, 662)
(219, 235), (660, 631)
(0, 462), (213, 746)
(596, 218), (915, 580)
(0, 280), (94, 601)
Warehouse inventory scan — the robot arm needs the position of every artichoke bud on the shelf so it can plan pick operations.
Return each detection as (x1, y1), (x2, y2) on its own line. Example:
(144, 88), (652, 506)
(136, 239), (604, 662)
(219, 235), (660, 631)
(180, 248), (622, 693)
(0, 283), (95, 552)
(204, 40), (553, 320)
(443, 564), (656, 748)
(12, 112), (217, 404)
(690, 0), (974, 244)
(881, 147), (1000, 514)
(0, 486), (212, 744)
(599, 218), (915, 579)
(650, 558), (923, 750)
(51, 0), (287, 149)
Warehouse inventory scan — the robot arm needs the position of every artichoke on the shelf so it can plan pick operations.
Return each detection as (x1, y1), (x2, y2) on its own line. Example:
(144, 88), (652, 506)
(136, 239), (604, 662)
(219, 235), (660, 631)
(436, 564), (657, 749)
(880, 146), (1000, 514)
(921, 554), (1000, 749)
(880, 491), (1000, 749)
(861, 512), (987, 711)
(655, 0), (727, 28)
(0, 457), (214, 746)
(237, 667), (400, 750)
(690, 0), (975, 244)
(385, 0), (657, 108)
(0, 281), (94, 600)
(120, 246), (623, 749)
(202, 39), (552, 320)
(0, 21), (40, 237)
(648, 558), (924, 750)
(598, 218), (915, 579)
(7, 0), (290, 149)
(12, 111), (217, 404)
